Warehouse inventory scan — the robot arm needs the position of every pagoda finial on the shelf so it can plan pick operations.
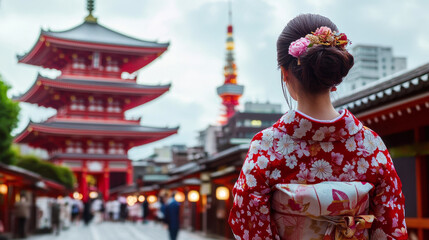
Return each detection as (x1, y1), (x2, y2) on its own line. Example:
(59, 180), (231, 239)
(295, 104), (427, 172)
(84, 0), (98, 23)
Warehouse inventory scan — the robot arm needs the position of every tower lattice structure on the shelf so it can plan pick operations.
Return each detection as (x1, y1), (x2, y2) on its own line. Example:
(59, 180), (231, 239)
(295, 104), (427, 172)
(216, 2), (244, 125)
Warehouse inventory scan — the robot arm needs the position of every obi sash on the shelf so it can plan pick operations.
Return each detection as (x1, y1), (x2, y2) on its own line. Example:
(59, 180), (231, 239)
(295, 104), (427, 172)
(272, 181), (375, 240)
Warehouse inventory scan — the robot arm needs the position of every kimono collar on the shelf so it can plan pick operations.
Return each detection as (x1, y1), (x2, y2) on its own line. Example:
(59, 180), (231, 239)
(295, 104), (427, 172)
(274, 109), (363, 142)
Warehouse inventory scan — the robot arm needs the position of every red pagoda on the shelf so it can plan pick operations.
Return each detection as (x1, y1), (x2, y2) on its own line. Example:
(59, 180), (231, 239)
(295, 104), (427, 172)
(217, 2), (244, 125)
(14, 1), (178, 201)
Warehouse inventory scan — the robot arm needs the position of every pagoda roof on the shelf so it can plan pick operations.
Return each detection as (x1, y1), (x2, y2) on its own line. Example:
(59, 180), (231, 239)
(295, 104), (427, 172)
(41, 21), (169, 48)
(18, 21), (169, 71)
(14, 120), (178, 149)
(15, 75), (171, 110)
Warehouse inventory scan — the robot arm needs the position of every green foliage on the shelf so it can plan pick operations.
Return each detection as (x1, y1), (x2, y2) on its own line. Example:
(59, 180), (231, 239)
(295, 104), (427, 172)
(16, 154), (76, 189)
(0, 75), (20, 165)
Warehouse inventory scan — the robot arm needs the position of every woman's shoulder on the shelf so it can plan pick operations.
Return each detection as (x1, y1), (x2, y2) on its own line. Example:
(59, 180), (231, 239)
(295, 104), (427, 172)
(358, 126), (388, 152)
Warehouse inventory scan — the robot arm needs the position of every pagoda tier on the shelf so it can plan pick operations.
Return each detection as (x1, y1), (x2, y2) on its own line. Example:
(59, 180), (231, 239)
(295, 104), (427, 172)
(14, 120), (178, 153)
(15, 74), (171, 112)
(18, 21), (169, 79)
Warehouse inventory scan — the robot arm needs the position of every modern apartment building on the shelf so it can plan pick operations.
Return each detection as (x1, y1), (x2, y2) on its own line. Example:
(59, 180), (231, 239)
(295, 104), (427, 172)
(340, 45), (407, 96)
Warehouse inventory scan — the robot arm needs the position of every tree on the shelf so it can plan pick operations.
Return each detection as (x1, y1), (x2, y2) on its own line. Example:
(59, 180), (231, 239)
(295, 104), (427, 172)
(0, 75), (20, 164)
(16, 154), (76, 189)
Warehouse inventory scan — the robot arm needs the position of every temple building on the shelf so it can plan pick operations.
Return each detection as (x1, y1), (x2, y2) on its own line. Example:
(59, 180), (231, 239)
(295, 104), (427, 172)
(13, 1), (178, 201)
(216, 2), (244, 125)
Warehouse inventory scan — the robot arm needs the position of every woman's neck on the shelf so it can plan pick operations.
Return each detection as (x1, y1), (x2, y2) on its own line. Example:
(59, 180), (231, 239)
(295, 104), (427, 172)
(296, 92), (339, 121)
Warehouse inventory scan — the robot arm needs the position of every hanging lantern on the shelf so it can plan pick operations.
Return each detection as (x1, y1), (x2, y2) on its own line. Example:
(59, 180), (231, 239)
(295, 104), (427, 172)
(73, 191), (80, 199)
(174, 192), (185, 202)
(138, 195), (145, 202)
(188, 190), (200, 202)
(127, 195), (137, 206)
(216, 186), (230, 200)
(0, 184), (7, 195)
(89, 191), (98, 199)
(147, 195), (157, 204)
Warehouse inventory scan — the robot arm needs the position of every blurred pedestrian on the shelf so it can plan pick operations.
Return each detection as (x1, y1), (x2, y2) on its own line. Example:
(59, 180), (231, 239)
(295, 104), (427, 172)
(112, 198), (120, 221)
(71, 199), (81, 224)
(142, 198), (149, 224)
(119, 196), (128, 222)
(164, 192), (180, 240)
(128, 202), (141, 223)
(83, 200), (93, 226)
(106, 199), (113, 221)
(91, 196), (104, 224)
(51, 199), (61, 235)
(14, 195), (30, 238)
(155, 195), (166, 223)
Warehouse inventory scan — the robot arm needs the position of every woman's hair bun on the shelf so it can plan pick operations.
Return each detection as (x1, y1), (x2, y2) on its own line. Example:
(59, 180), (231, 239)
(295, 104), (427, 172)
(299, 45), (354, 93)
(277, 14), (354, 94)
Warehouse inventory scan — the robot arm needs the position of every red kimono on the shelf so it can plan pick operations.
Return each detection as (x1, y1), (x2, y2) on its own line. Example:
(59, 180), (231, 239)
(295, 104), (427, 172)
(228, 109), (407, 240)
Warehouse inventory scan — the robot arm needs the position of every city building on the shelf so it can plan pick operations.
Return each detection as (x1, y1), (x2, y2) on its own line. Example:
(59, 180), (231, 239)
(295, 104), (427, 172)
(13, 2), (178, 201)
(132, 145), (206, 189)
(198, 125), (221, 156)
(334, 62), (429, 239)
(216, 101), (283, 151)
(340, 45), (407, 95)
(132, 146), (172, 188)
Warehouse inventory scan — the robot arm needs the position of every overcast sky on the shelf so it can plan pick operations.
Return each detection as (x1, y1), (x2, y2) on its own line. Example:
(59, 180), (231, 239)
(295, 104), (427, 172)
(1, 0), (429, 160)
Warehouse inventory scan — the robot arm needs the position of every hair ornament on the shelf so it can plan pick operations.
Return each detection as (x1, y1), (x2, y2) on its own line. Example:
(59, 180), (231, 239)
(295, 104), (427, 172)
(288, 26), (350, 63)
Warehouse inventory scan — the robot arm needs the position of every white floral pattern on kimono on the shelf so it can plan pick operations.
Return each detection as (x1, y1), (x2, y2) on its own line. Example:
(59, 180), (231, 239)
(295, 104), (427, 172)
(228, 109), (407, 240)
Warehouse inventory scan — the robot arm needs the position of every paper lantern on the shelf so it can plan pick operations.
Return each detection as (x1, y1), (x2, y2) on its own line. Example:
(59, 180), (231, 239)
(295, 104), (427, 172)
(0, 184), (7, 195)
(188, 190), (200, 202)
(216, 186), (230, 200)
(147, 195), (157, 204)
(174, 192), (185, 202)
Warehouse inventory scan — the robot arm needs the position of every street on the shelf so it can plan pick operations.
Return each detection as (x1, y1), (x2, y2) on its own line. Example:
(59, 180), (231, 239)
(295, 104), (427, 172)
(26, 222), (221, 240)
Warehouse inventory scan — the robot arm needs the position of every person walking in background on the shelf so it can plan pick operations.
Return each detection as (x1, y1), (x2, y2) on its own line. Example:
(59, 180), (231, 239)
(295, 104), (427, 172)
(106, 199), (113, 221)
(14, 195), (30, 238)
(142, 197), (149, 224)
(154, 195), (166, 224)
(51, 199), (61, 235)
(71, 199), (81, 224)
(118, 196), (128, 222)
(112, 198), (120, 221)
(83, 200), (93, 226)
(91, 196), (104, 224)
(164, 192), (180, 240)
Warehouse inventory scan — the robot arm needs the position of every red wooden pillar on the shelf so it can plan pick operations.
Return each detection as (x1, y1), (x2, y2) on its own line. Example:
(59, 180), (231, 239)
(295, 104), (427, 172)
(224, 194), (231, 239)
(415, 127), (424, 239)
(1, 182), (10, 232)
(126, 161), (133, 185)
(195, 198), (201, 231)
(103, 162), (110, 201)
(81, 162), (89, 202)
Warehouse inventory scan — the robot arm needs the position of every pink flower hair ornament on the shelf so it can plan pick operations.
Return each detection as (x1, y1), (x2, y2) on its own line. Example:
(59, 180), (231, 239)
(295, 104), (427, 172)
(288, 26), (350, 63)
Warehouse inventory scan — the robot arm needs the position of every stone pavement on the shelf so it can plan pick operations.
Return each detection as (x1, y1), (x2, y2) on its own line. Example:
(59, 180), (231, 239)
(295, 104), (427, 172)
(25, 221), (222, 240)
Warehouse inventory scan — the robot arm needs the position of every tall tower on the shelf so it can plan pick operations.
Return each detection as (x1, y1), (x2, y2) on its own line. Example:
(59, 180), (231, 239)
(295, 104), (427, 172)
(14, 0), (178, 201)
(216, 1), (244, 125)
